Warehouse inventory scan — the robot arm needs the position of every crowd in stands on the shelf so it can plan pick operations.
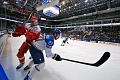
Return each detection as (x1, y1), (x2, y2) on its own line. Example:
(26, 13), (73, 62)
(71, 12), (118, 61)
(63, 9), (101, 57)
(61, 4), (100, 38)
(88, 27), (120, 43)
(89, 30), (120, 43)
(63, 26), (120, 43)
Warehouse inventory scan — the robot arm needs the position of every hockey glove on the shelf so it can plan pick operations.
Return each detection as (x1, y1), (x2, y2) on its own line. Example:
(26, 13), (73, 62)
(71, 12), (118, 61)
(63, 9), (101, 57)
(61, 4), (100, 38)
(12, 32), (21, 37)
(15, 24), (27, 35)
(52, 54), (62, 61)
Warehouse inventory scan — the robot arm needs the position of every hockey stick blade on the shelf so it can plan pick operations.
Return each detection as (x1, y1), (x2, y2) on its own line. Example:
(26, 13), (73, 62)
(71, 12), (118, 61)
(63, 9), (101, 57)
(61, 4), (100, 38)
(62, 52), (110, 67)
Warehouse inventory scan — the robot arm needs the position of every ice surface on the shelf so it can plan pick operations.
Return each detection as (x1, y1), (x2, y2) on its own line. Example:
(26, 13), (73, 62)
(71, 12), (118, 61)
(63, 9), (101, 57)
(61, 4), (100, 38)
(1, 36), (120, 80)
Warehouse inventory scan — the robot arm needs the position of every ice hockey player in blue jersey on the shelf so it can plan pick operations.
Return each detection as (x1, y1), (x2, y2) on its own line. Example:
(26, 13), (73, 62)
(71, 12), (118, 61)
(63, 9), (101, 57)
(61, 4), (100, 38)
(61, 37), (69, 46)
(24, 29), (62, 80)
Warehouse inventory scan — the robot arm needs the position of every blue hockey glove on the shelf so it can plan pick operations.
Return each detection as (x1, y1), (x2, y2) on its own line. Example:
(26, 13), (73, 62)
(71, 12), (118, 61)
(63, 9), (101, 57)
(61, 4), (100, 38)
(52, 54), (62, 61)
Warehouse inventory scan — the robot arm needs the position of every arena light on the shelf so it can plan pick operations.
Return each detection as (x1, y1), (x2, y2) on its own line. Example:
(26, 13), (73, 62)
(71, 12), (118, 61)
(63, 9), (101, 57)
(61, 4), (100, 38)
(75, 4), (77, 6)
(61, 1), (65, 5)
(85, 0), (88, 3)
(3, 1), (9, 4)
(41, 17), (46, 20)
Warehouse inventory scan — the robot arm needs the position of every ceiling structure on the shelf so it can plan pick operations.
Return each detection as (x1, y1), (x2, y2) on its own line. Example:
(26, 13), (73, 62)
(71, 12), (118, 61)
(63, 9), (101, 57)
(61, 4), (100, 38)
(0, 0), (120, 26)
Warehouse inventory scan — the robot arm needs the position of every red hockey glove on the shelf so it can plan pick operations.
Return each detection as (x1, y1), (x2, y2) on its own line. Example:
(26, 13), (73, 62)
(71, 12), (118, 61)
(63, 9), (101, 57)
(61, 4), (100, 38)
(14, 24), (27, 35)
(12, 32), (21, 37)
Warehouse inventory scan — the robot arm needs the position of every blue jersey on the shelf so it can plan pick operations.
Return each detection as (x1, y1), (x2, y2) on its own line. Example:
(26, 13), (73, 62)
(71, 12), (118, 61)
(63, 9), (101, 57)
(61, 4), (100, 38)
(45, 35), (54, 48)
(30, 35), (55, 64)
(32, 35), (55, 58)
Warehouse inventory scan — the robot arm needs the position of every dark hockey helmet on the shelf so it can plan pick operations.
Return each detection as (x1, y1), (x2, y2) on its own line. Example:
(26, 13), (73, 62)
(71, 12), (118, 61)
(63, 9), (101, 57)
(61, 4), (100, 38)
(53, 29), (61, 35)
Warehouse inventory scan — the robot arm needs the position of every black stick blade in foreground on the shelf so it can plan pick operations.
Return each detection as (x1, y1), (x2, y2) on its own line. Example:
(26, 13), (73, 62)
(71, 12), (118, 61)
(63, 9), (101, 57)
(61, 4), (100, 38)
(62, 52), (110, 67)
(92, 52), (110, 67)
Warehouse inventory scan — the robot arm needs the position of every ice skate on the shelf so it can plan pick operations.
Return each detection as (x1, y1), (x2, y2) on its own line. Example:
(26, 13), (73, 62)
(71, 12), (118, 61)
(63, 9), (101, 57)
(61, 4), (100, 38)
(24, 71), (32, 80)
(16, 62), (24, 69)
(24, 65), (30, 70)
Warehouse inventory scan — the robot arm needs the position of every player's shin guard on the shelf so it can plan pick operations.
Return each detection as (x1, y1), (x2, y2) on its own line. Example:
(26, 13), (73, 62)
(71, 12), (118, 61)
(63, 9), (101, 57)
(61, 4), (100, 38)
(61, 43), (64, 46)
(16, 57), (25, 69)
(25, 62), (45, 79)
(24, 60), (34, 70)
(24, 66), (30, 70)
(25, 66), (38, 80)
(16, 52), (25, 69)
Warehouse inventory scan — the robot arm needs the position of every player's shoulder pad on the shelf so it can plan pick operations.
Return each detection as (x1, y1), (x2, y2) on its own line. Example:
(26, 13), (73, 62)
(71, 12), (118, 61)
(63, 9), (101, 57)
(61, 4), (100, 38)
(33, 25), (41, 31)
(45, 35), (54, 48)
(25, 23), (31, 28)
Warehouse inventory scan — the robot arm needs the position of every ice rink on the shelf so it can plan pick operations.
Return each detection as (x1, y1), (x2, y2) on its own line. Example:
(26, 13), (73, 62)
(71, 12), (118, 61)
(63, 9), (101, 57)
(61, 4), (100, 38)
(1, 35), (120, 80)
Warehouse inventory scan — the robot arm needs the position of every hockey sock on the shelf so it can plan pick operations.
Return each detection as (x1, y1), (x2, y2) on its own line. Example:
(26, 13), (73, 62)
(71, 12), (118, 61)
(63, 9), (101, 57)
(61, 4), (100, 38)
(28, 67), (37, 79)
(28, 60), (34, 68)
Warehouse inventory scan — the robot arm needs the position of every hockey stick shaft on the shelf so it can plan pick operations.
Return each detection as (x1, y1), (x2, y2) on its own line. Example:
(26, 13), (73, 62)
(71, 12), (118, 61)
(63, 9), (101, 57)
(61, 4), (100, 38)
(68, 43), (73, 46)
(19, 8), (36, 28)
(62, 52), (110, 67)
(19, 1), (39, 28)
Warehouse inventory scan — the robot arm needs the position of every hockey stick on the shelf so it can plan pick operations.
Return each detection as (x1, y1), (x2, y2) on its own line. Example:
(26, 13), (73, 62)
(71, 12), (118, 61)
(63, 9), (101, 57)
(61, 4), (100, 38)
(67, 42), (73, 46)
(17, 7), (37, 29)
(62, 52), (110, 67)
(20, 7), (36, 25)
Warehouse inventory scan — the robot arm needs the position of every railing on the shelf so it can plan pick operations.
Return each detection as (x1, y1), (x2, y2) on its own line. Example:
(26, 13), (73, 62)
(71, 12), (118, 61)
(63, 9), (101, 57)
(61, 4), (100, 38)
(0, 33), (7, 61)
(0, 33), (9, 80)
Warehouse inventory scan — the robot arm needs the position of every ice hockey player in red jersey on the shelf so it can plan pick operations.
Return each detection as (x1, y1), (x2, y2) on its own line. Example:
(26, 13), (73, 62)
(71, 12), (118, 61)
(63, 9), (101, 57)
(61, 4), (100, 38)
(12, 14), (41, 69)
